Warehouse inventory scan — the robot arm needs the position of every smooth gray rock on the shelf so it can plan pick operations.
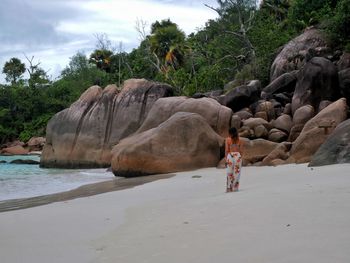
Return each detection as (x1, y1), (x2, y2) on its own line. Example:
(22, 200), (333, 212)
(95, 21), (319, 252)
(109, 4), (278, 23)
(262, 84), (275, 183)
(270, 28), (328, 81)
(309, 119), (350, 166)
(291, 57), (341, 114)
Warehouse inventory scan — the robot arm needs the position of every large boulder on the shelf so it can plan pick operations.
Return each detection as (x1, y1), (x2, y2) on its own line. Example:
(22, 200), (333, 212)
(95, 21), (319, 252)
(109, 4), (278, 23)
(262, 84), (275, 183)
(268, 128), (288, 142)
(291, 57), (341, 114)
(111, 112), (223, 177)
(231, 115), (242, 130)
(241, 138), (279, 165)
(272, 114), (293, 133)
(339, 68), (350, 105)
(27, 136), (46, 151)
(287, 98), (348, 163)
(261, 142), (291, 166)
(255, 101), (275, 121)
(221, 82), (260, 112)
(1, 145), (29, 155)
(273, 93), (292, 106)
(288, 105), (315, 142)
(136, 96), (232, 137)
(235, 109), (253, 120)
(318, 100), (332, 113)
(1, 140), (25, 149)
(261, 71), (298, 99)
(337, 52), (350, 71)
(254, 124), (268, 138)
(309, 119), (350, 166)
(270, 28), (328, 81)
(41, 79), (173, 168)
(242, 118), (269, 130)
(292, 105), (315, 125)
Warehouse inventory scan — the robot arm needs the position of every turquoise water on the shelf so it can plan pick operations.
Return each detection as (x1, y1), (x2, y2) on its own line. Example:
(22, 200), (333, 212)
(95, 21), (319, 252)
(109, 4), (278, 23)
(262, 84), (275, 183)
(0, 155), (114, 201)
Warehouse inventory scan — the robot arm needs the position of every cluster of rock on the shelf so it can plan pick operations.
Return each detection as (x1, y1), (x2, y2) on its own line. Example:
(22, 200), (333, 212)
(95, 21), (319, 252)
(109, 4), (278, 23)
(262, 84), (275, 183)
(39, 27), (350, 176)
(0, 137), (45, 155)
(196, 28), (350, 167)
(41, 79), (174, 168)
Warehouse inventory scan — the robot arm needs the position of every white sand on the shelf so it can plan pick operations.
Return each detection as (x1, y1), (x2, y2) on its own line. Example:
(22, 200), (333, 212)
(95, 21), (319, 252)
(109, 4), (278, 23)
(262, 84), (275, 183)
(1, 163), (350, 263)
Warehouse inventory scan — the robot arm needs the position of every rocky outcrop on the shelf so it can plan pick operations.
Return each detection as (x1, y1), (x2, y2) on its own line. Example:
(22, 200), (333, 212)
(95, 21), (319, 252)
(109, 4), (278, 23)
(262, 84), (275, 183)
(288, 105), (315, 141)
(111, 112), (224, 177)
(270, 28), (328, 81)
(291, 57), (341, 114)
(272, 114), (293, 133)
(339, 68), (350, 105)
(137, 97), (232, 137)
(221, 81), (260, 112)
(1, 140), (25, 149)
(268, 128), (288, 142)
(309, 119), (350, 166)
(41, 79), (173, 168)
(241, 138), (279, 165)
(34, 28), (350, 173)
(1, 145), (29, 155)
(293, 105), (315, 125)
(255, 101), (275, 121)
(239, 118), (270, 139)
(235, 109), (253, 120)
(261, 142), (291, 166)
(337, 52), (350, 71)
(287, 98), (348, 163)
(27, 137), (46, 151)
(261, 71), (298, 99)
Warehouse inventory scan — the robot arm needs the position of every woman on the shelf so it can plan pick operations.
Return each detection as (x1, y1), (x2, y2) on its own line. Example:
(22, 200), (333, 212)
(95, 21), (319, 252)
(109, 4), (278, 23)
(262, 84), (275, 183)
(225, 127), (243, 192)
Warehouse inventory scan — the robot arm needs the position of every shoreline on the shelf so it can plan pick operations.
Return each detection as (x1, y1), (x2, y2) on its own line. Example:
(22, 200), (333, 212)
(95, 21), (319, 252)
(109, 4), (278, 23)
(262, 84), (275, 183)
(0, 173), (174, 213)
(1, 164), (350, 263)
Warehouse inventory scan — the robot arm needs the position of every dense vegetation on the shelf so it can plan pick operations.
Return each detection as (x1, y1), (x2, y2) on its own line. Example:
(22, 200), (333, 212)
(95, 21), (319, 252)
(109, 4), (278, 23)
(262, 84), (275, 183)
(1, 0), (349, 144)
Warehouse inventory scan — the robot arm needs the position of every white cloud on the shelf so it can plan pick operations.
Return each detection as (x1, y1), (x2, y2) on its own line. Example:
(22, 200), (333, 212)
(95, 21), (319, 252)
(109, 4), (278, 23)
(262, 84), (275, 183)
(0, 0), (218, 84)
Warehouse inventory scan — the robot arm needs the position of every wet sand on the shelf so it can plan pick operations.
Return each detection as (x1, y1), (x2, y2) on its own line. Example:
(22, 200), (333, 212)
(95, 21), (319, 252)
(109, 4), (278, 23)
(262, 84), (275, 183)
(0, 173), (174, 212)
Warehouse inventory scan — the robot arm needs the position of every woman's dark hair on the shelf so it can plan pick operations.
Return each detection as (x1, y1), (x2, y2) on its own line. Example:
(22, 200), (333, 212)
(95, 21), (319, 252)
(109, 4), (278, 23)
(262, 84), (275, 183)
(229, 127), (238, 139)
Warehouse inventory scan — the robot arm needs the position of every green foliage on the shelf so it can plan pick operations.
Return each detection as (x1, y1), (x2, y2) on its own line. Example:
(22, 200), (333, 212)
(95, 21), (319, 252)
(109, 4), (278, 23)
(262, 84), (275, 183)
(1, 0), (348, 144)
(234, 64), (255, 86)
(329, 0), (350, 47)
(2, 57), (26, 85)
(19, 114), (53, 142)
(89, 49), (114, 72)
(249, 6), (296, 84)
(288, 0), (335, 30)
(149, 19), (186, 69)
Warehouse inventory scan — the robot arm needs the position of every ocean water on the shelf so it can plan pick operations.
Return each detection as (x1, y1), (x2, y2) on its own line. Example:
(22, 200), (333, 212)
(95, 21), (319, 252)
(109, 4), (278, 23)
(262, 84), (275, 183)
(0, 155), (115, 201)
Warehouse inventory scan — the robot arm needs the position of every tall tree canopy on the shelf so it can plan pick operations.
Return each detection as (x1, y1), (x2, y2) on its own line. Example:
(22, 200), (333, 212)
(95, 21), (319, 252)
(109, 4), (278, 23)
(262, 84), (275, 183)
(2, 57), (26, 85)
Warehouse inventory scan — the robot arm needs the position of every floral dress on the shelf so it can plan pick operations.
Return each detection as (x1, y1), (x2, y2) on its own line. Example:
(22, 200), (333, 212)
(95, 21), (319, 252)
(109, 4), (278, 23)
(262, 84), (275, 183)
(225, 138), (242, 192)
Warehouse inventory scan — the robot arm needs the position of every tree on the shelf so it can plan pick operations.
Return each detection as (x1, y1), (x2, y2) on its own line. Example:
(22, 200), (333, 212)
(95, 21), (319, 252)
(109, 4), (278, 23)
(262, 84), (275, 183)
(24, 55), (50, 88)
(260, 0), (291, 22)
(330, 0), (350, 48)
(149, 19), (186, 71)
(89, 33), (115, 73)
(2, 57), (26, 85)
(61, 52), (90, 77)
(214, 0), (258, 65)
(288, 0), (335, 30)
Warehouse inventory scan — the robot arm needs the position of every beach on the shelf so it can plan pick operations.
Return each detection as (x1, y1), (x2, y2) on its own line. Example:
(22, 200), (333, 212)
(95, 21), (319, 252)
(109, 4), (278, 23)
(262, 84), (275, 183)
(1, 163), (350, 263)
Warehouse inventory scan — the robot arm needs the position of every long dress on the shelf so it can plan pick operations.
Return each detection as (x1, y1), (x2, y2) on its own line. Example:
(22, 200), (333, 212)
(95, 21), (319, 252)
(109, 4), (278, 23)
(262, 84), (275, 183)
(225, 138), (242, 192)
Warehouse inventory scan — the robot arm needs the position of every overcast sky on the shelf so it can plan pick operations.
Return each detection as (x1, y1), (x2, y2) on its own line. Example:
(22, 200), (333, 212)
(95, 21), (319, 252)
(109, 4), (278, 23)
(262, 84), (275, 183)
(0, 0), (219, 84)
